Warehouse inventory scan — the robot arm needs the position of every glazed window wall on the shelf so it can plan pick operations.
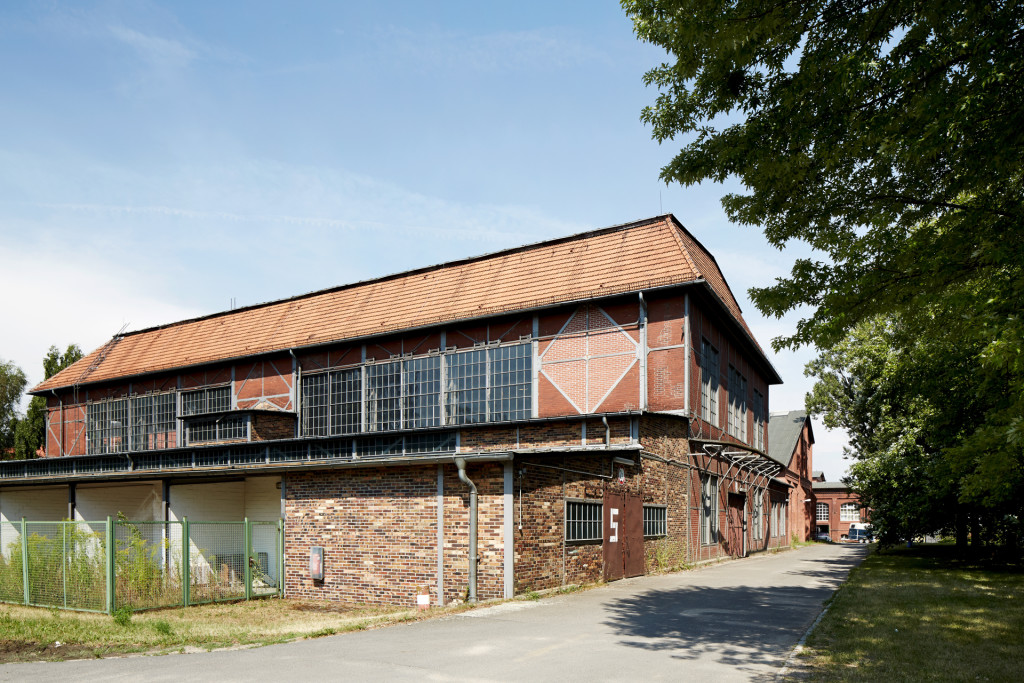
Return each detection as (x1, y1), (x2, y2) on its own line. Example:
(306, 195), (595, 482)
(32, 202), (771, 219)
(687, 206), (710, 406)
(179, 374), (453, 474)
(88, 391), (177, 455)
(299, 342), (532, 437)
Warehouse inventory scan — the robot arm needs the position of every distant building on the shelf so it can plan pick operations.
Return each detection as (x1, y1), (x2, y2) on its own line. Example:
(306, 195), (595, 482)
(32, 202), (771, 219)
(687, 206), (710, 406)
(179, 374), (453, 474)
(812, 478), (867, 542)
(767, 410), (815, 541)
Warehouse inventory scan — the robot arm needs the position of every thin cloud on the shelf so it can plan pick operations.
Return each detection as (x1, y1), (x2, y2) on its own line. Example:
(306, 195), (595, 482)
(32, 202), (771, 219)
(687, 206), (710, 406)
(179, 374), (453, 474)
(376, 25), (609, 72)
(108, 25), (196, 67)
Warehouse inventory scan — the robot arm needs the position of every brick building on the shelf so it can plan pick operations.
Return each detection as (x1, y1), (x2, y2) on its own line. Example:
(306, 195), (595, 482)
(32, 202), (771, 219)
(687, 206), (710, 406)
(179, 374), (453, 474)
(766, 410), (816, 542)
(812, 474), (866, 542)
(3, 215), (800, 606)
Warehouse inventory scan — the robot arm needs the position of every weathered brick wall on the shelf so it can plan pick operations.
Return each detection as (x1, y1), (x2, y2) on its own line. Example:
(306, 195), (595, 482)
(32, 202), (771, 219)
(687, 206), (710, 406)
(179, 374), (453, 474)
(283, 461), (506, 606)
(251, 412), (296, 441)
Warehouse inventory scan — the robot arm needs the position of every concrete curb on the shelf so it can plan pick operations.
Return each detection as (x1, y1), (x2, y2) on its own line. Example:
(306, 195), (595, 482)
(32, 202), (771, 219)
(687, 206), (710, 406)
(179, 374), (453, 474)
(775, 592), (833, 680)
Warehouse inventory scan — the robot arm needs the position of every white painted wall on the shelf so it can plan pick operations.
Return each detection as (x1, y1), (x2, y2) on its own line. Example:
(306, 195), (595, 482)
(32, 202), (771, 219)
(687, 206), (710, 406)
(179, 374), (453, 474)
(0, 487), (69, 559)
(74, 482), (161, 522)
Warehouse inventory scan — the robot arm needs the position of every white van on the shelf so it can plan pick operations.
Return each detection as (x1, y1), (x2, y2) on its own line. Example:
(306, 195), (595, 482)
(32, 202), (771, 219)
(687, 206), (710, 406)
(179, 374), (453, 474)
(848, 522), (873, 543)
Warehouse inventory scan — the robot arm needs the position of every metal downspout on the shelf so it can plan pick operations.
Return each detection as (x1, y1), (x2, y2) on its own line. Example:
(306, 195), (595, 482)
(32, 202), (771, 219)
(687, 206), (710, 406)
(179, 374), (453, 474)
(602, 415), (610, 448)
(288, 349), (300, 438)
(454, 457), (478, 603)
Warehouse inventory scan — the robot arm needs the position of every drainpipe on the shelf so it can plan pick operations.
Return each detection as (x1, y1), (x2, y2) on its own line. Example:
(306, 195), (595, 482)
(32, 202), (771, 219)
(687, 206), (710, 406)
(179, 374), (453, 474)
(454, 457), (478, 603)
(601, 415), (610, 448)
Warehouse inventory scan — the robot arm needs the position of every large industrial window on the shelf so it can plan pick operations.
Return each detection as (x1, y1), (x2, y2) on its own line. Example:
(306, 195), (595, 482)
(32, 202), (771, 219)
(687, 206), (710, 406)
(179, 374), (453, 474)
(566, 500), (602, 542)
(728, 366), (747, 441)
(700, 475), (719, 545)
(752, 390), (765, 451)
(403, 355), (441, 429)
(366, 361), (401, 431)
(299, 341), (533, 437)
(445, 349), (488, 424)
(489, 343), (532, 422)
(700, 339), (719, 426)
(644, 505), (667, 538)
(186, 415), (248, 444)
(129, 392), (176, 451)
(86, 398), (128, 454)
(330, 368), (362, 433)
(840, 503), (860, 522)
(181, 386), (231, 416)
(816, 502), (829, 522)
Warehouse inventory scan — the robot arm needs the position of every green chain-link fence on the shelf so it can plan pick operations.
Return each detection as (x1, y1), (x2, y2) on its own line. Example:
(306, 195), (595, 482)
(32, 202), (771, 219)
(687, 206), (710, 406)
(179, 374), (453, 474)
(0, 517), (282, 613)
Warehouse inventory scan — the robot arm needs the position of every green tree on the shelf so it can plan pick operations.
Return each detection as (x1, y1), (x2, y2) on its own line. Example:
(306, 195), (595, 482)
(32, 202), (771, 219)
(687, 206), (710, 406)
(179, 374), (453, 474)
(625, 1), (1023, 546)
(0, 359), (28, 454)
(13, 344), (83, 459)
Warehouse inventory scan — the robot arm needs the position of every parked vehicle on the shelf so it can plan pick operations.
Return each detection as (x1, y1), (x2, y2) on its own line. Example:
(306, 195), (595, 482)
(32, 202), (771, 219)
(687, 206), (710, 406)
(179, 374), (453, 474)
(848, 523), (874, 543)
(814, 531), (832, 542)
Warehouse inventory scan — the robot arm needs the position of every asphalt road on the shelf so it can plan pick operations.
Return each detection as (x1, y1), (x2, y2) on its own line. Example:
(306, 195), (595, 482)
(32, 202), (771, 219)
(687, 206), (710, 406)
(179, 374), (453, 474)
(1, 543), (869, 682)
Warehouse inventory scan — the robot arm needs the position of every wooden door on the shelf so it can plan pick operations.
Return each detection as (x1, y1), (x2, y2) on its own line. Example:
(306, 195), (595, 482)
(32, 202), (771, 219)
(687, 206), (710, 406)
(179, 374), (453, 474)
(622, 491), (645, 578)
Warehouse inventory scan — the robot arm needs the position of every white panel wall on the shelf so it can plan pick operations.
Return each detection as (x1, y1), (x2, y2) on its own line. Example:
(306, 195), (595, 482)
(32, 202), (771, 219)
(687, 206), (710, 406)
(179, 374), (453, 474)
(74, 482), (161, 522)
(167, 481), (244, 523)
(0, 487), (69, 559)
(243, 476), (281, 521)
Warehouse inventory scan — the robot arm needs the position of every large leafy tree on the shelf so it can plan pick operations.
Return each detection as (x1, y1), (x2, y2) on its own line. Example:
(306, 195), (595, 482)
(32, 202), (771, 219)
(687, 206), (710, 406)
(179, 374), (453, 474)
(624, 0), (1023, 541)
(0, 359), (28, 454)
(13, 344), (83, 459)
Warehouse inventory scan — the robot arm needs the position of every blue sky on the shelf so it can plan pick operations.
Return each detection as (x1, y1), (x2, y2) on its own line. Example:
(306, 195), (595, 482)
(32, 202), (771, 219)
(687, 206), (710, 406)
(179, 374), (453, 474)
(0, 0), (849, 476)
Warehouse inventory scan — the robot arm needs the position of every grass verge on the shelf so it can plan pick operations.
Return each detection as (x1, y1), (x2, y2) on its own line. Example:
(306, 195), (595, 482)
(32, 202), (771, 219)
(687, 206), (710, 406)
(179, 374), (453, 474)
(0, 599), (433, 663)
(792, 545), (1024, 681)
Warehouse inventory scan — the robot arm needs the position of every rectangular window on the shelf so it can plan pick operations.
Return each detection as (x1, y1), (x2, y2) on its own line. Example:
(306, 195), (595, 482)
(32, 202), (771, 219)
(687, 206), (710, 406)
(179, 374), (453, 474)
(728, 366), (747, 440)
(403, 355), (441, 429)
(330, 368), (362, 434)
(817, 502), (829, 522)
(752, 390), (765, 451)
(566, 500), (603, 542)
(299, 341), (533, 437)
(489, 343), (532, 422)
(129, 392), (176, 451)
(366, 361), (401, 431)
(781, 501), (788, 537)
(701, 339), (719, 426)
(181, 386), (231, 416)
(840, 502), (860, 522)
(446, 349), (488, 425)
(643, 505), (667, 537)
(701, 475), (719, 545)
(186, 415), (248, 444)
(86, 398), (128, 454)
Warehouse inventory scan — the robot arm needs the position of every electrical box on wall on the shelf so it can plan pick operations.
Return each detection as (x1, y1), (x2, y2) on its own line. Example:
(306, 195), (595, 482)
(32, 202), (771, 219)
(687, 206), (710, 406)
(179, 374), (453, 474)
(309, 546), (324, 581)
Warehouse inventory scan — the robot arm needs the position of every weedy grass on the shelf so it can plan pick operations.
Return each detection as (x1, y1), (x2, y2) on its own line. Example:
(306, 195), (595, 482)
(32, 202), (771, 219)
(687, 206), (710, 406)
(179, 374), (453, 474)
(0, 599), (419, 662)
(793, 545), (1024, 681)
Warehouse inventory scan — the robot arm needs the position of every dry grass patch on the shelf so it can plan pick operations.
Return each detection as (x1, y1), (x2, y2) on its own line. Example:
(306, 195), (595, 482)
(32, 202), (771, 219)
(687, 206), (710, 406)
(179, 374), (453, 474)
(791, 545), (1024, 682)
(0, 598), (421, 662)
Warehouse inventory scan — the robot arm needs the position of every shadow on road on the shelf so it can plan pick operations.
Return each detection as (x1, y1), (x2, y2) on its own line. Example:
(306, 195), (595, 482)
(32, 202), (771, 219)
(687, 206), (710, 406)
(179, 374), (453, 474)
(601, 547), (868, 675)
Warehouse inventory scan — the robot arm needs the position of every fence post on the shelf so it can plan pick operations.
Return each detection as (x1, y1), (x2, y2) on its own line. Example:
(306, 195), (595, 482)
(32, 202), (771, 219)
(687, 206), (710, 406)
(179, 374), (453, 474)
(106, 516), (115, 614)
(244, 518), (252, 601)
(21, 518), (29, 606)
(182, 517), (190, 607)
(277, 517), (284, 598)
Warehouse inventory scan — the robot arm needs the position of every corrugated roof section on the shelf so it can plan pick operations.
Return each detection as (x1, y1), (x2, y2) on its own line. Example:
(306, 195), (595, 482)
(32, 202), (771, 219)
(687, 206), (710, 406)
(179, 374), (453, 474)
(34, 215), (766, 393)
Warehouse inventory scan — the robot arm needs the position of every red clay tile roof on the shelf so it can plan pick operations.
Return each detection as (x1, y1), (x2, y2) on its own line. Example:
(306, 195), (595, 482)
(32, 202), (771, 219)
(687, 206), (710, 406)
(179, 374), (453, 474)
(33, 215), (774, 393)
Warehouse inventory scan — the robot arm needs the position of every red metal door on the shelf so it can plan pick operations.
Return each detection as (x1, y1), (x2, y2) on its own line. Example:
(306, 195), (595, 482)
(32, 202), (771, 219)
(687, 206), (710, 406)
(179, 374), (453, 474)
(603, 491), (625, 581)
(728, 493), (745, 557)
(622, 492), (645, 578)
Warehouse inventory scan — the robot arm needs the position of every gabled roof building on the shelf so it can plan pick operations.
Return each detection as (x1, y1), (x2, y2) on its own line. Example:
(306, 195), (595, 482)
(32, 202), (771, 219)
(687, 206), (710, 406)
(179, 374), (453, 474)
(2, 215), (796, 606)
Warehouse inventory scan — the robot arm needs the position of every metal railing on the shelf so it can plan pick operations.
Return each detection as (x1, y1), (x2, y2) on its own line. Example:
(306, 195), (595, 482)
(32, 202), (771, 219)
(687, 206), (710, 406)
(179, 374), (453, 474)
(0, 517), (282, 613)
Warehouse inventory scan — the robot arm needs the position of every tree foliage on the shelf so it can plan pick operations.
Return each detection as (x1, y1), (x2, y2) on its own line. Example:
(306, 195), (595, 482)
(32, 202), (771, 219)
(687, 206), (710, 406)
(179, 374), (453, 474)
(13, 344), (83, 459)
(0, 359), (28, 454)
(624, 0), (1023, 546)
